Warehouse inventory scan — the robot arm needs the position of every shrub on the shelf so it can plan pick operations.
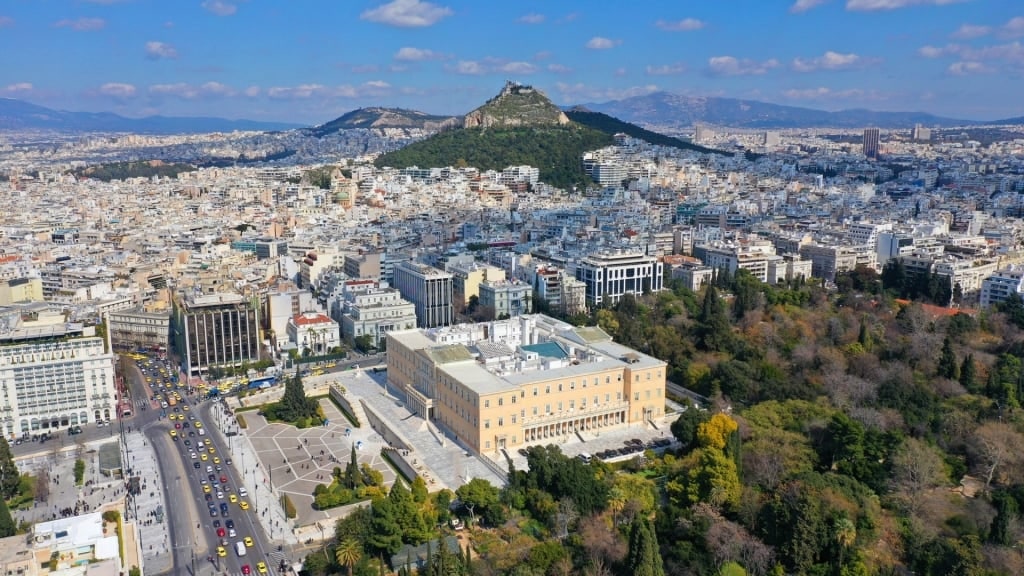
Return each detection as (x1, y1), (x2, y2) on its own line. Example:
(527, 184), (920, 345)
(281, 494), (297, 519)
(237, 415), (247, 429)
(102, 510), (120, 523)
(74, 459), (85, 486)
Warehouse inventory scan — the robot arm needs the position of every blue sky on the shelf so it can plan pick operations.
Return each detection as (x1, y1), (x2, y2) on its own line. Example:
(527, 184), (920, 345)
(0, 0), (1021, 123)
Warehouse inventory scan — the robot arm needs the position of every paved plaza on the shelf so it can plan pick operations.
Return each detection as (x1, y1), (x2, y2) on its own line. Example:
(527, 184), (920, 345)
(228, 398), (397, 527)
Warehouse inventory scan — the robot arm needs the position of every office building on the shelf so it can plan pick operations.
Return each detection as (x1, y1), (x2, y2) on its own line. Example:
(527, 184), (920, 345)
(106, 308), (171, 351)
(478, 279), (533, 319)
(393, 261), (454, 328)
(339, 288), (417, 349)
(0, 308), (116, 437)
(387, 314), (667, 456)
(574, 250), (663, 308)
(863, 128), (880, 159)
(344, 251), (382, 281)
(449, 263), (504, 307)
(172, 292), (261, 379)
(912, 124), (931, 141)
(694, 239), (778, 283)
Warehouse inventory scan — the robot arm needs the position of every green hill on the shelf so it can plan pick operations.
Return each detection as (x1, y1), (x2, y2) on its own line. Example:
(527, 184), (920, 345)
(566, 108), (733, 156)
(374, 125), (613, 189)
(74, 160), (195, 182)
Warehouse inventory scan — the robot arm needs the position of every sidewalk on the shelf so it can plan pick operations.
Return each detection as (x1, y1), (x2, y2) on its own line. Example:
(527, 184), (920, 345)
(210, 401), (300, 548)
(123, 429), (173, 575)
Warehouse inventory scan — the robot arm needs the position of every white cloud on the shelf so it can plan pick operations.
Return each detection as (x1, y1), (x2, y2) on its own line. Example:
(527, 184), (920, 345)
(360, 0), (452, 28)
(54, 17), (106, 31)
(790, 0), (830, 13)
(918, 43), (960, 58)
(782, 87), (861, 99)
(517, 13), (544, 24)
(201, 1), (238, 16)
(846, 0), (970, 11)
(393, 47), (446, 61)
(947, 61), (994, 74)
(243, 86), (260, 98)
(144, 41), (178, 60)
(267, 82), (392, 100)
(99, 82), (136, 97)
(654, 18), (705, 31)
(0, 16), (13, 28)
(707, 56), (779, 76)
(614, 67), (628, 77)
(792, 51), (869, 71)
(554, 82), (659, 102)
(148, 82), (239, 99)
(919, 41), (1024, 66)
(585, 37), (620, 50)
(547, 63), (572, 74)
(0, 82), (32, 95)
(500, 62), (537, 74)
(1002, 16), (1024, 38)
(645, 63), (687, 76)
(449, 60), (485, 75)
(951, 24), (991, 39)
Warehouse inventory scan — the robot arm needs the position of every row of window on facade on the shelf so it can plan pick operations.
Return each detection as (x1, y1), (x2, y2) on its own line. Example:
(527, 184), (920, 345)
(18, 409), (110, 431)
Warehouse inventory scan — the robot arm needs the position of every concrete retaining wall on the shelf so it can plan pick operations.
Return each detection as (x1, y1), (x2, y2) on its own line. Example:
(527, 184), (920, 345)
(360, 400), (412, 451)
(382, 447), (420, 483)
(328, 386), (362, 427)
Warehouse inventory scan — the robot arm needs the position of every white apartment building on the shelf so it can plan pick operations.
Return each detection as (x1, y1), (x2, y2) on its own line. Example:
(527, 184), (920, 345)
(574, 250), (663, 308)
(695, 239), (778, 283)
(287, 312), (341, 356)
(980, 266), (1024, 308)
(0, 315), (116, 438)
(847, 221), (892, 247)
(339, 288), (417, 349)
(799, 244), (877, 281)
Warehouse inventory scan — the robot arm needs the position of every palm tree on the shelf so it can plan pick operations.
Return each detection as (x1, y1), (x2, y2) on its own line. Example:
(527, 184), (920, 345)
(335, 538), (362, 576)
(833, 516), (856, 569)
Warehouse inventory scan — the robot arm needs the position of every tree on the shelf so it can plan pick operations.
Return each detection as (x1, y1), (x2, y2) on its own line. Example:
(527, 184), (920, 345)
(128, 567), (141, 576)
(671, 408), (711, 450)
(455, 478), (502, 525)
(959, 353), (977, 391)
(366, 497), (403, 556)
(832, 516), (856, 570)
(625, 517), (665, 576)
(335, 538), (362, 576)
(936, 336), (959, 380)
(686, 448), (742, 511)
(0, 438), (18, 500)
(697, 413), (739, 451)
(889, 437), (948, 512)
(969, 421), (1024, 489)
(0, 495), (14, 537)
(697, 285), (733, 352)
(268, 373), (319, 423)
(74, 459), (85, 486)
(988, 491), (1018, 546)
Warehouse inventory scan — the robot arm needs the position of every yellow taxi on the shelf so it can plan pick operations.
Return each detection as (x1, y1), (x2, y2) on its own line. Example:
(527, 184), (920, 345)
(213, 457), (221, 465)
(244, 536), (254, 547)
(239, 500), (249, 511)
(200, 453), (208, 462)
(208, 447), (216, 455)
(203, 484), (211, 494)
(195, 421), (203, 428)
(216, 546), (227, 557)
(229, 494), (238, 503)
(183, 405), (190, 411)
(169, 430), (177, 438)
(256, 562), (268, 574)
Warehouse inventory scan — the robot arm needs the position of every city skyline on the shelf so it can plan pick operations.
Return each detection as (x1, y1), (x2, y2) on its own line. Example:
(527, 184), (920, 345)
(0, 0), (1021, 124)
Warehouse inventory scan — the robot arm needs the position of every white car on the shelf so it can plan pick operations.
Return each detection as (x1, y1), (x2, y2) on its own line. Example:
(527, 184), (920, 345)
(216, 491), (224, 499)
(190, 452), (197, 459)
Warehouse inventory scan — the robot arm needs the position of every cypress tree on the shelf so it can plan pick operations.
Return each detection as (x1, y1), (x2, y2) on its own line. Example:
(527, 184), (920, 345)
(626, 518), (665, 576)
(937, 336), (959, 380)
(0, 494), (14, 537)
(0, 438), (18, 500)
(959, 354), (977, 391)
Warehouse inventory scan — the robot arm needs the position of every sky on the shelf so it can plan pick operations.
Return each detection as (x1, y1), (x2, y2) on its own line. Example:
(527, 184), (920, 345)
(0, 0), (1022, 124)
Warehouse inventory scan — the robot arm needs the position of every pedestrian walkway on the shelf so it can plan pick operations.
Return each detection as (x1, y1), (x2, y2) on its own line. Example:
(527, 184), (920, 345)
(210, 401), (300, 548)
(123, 429), (173, 575)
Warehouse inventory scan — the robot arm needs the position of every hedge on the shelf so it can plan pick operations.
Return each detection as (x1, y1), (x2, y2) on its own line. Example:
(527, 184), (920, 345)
(237, 415), (247, 429)
(281, 494), (297, 519)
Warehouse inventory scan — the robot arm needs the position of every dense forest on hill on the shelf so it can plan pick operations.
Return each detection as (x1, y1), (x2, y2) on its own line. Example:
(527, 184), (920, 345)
(373, 125), (613, 189)
(73, 160), (195, 182)
(566, 109), (733, 157)
(300, 266), (1024, 576)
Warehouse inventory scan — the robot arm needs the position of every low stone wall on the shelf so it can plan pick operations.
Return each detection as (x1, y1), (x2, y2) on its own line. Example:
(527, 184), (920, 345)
(328, 385), (361, 427)
(381, 447), (420, 483)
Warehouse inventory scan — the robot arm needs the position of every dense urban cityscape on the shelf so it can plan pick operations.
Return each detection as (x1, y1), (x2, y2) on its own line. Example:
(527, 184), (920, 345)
(2, 1), (1024, 576)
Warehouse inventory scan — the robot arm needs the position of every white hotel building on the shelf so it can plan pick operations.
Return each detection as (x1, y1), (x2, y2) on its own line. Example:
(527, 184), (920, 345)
(0, 309), (116, 439)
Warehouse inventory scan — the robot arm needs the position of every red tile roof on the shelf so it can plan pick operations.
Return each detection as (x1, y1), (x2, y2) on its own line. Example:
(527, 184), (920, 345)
(292, 313), (333, 326)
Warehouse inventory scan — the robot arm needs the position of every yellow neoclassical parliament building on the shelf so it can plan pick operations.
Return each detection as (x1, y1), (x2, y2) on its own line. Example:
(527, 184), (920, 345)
(386, 314), (667, 456)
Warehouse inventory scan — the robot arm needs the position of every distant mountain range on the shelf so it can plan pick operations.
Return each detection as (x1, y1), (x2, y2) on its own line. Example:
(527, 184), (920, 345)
(579, 92), (1016, 130)
(310, 106), (459, 137)
(0, 98), (302, 134)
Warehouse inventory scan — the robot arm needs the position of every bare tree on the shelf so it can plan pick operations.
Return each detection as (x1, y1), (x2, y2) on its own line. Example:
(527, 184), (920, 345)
(34, 468), (50, 503)
(970, 422), (1024, 490)
(890, 438), (948, 500)
(552, 498), (578, 540)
